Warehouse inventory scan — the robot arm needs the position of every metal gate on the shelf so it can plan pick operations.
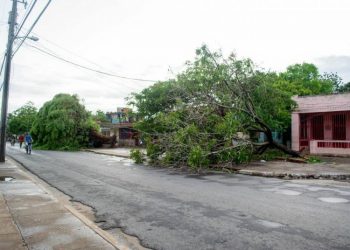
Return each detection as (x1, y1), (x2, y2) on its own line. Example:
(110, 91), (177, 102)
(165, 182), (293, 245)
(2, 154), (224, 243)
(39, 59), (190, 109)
(311, 115), (324, 140)
(332, 113), (346, 140)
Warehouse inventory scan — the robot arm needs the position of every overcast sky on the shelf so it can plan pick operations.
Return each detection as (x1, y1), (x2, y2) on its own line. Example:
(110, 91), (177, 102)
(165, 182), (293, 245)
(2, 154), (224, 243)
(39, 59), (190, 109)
(1, 0), (350, 113)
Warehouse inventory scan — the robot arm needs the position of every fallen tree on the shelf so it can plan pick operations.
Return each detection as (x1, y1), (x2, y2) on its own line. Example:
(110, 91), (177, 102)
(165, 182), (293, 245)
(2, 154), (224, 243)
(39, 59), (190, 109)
(129, 46), (303, 168)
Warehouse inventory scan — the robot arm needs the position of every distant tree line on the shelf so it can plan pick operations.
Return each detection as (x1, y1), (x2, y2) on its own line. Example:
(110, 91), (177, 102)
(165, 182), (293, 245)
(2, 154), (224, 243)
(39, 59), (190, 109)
(8, 94), (101, 150)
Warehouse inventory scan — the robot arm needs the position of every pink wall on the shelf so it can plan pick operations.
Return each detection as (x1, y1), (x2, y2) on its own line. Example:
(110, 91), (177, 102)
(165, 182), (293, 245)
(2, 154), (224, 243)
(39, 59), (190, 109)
(310, 140), (350, 156)
(347, 113), (350, 140)
(293, 93), (350, 113)
(291, 93), (350, 153)
(291, 113), (299, 151)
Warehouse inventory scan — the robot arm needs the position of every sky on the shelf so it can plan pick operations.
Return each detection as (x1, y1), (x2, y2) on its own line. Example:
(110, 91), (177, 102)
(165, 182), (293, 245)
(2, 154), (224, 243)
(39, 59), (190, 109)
(1, 0), (350, 113)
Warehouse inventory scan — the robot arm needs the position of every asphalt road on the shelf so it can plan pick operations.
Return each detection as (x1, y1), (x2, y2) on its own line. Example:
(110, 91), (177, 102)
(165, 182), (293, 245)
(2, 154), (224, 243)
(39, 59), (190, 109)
(7, 145), (350, 250)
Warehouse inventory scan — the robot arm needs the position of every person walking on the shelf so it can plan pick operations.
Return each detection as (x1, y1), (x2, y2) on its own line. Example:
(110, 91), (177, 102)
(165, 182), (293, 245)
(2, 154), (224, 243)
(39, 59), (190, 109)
(24, 132), (33, 154)
(18, 134), (24, 148)
(10, 135), (15, 146)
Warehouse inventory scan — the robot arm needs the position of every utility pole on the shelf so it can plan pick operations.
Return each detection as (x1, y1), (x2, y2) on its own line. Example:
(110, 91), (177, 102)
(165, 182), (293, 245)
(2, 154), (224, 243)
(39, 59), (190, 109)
(0, 0), (18, 162)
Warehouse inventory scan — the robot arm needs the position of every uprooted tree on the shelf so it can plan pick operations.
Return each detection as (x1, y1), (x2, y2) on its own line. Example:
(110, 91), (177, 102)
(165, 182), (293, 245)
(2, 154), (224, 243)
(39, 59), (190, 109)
(31, 93), (98, 150)
(129, 46), (339, 168)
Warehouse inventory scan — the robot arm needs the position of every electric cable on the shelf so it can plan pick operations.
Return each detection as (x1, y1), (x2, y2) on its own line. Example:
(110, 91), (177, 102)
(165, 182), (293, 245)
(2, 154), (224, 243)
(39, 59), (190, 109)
(31, 31), (105, 69)
(26, 44), (157, 82)
(12, 0), (52, 57)
(15, 0), (38, 39)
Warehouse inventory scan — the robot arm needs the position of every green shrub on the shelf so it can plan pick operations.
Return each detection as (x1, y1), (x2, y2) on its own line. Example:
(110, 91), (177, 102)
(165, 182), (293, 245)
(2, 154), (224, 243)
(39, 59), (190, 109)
(232, 145), (253, 164)
(188, 145), (209, 169)
(307, 156), (322, 163)
(130, 149), (144, 164)
(258, 149), (287, 161)
(145, 137), (163, 162)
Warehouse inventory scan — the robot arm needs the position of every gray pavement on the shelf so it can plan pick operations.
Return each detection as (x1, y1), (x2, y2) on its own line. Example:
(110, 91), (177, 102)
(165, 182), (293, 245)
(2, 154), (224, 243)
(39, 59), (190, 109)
(0, 157), (117, 250)
(7, 145), (350, 250)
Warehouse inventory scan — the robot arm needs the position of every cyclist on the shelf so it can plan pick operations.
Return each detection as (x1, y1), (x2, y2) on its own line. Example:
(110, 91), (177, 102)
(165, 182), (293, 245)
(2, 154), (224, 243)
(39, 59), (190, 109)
(24, 132), (33, 154)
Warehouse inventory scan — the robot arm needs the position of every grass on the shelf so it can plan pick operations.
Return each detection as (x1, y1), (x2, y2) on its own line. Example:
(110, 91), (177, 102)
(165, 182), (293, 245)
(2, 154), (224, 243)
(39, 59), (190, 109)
(307, 156), (323, 163)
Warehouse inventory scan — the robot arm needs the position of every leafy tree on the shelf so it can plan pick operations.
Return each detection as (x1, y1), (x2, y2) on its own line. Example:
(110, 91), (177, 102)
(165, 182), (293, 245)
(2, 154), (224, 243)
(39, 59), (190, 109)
(8, 102), (37, 135)
(322, 72), (343, 92)
(129, 46), (301, 169)
(127, 80), (186, 118)
(92, 110), (109, 123)
(275, 63), (335, 96)
(337, 82), (350, 93)
(130, 47), (346, 169)
(31, 94), (96, 150)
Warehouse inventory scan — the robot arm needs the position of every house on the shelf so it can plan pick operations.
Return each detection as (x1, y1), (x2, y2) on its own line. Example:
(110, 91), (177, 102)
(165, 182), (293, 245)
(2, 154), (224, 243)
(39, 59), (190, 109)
(103, 108), (139, 147)
(291, 93), (350, 156)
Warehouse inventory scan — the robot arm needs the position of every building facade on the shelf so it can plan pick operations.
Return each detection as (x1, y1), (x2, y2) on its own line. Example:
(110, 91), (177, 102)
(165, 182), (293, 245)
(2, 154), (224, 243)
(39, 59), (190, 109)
(291, 93), (350, 156)
(102, 108), (139, 147)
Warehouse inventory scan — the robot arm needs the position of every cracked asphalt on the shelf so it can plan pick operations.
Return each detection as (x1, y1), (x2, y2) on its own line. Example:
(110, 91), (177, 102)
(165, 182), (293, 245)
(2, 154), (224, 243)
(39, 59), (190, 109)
(7, 146), (350, 250)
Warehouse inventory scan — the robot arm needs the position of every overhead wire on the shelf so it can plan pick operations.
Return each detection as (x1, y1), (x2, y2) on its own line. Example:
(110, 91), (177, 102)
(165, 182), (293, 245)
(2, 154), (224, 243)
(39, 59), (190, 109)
(26, 43), (157, 83)
(30, 31), (105, 70)
(12, 0), (52, 57)
(14, 0), (38, 39)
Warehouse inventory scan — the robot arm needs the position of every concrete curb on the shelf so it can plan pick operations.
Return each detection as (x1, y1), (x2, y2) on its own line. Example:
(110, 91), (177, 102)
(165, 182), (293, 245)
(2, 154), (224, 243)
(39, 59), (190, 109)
(64, 205), (130, 250)
(82, 149), (130, 159)
(236, 169), (350, 180)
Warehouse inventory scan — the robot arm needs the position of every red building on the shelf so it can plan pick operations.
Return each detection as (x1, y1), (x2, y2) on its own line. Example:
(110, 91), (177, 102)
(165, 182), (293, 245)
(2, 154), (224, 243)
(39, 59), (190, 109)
(291, 93), (350, 156)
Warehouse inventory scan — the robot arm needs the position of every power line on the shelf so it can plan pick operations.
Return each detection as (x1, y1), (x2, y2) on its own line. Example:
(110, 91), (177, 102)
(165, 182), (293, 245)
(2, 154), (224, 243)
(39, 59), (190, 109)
(12, 0), (52, 57)
(33, 34), (104, 70)
(15, 0), (38, 39)
(26, 44), (157, 83)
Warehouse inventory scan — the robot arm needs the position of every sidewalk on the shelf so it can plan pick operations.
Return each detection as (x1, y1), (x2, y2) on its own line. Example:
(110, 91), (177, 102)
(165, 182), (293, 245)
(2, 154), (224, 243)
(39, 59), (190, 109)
(85, 147), (145, 158)
(87, 148), (350, 180)
(0, 158), (118, 250)
(231, 157), (350, 180)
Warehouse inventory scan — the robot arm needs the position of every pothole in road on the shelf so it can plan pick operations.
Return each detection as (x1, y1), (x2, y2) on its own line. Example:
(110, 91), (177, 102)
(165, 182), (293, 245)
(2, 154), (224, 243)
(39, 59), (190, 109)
(0, 176), (14, 182)
(318, 197), (349, 203)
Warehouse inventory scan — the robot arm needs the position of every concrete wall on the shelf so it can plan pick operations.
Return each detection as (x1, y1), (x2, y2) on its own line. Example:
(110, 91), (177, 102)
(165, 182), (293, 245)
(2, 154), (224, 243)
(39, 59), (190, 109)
(310, 140), (350, 156)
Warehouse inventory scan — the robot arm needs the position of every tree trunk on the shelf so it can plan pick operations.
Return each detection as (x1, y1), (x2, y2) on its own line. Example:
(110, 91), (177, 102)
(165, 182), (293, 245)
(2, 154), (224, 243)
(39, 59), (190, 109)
(263, 125), (301, 158)
(271, 141), (301, 158)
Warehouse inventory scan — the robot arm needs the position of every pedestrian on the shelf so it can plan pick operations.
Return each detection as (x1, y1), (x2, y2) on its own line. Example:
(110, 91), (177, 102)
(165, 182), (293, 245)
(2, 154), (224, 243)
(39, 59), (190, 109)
(10, 135), (15, 146)
(18, 134), (24, 148)
(24, 132), (33, 154)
